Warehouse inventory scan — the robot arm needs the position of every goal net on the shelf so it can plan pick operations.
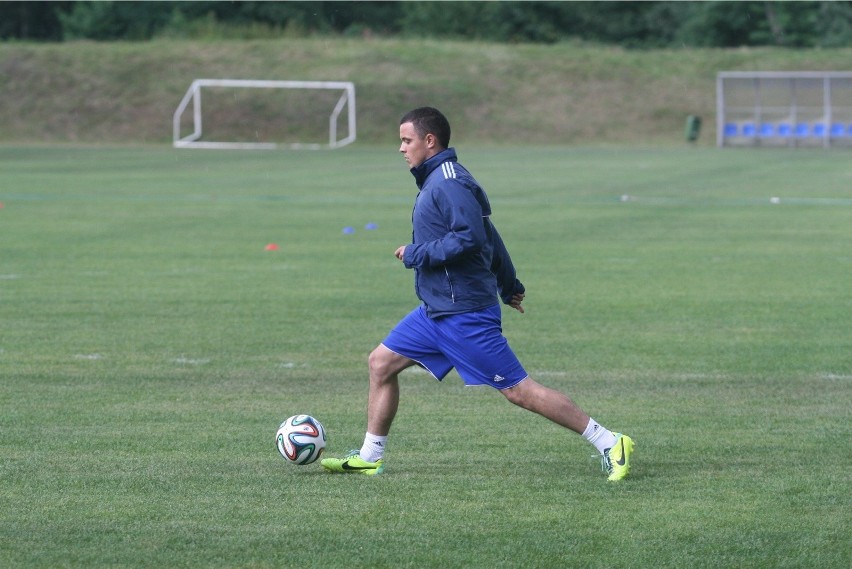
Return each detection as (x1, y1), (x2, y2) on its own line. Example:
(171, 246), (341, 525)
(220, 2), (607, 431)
(717, 71), (852, 148)
(173, 79), (356, 150)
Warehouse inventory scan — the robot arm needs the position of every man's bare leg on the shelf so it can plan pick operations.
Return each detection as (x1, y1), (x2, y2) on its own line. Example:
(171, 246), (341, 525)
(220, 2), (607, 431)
(366, 344), (415, 436)
(501, 376), (590, 434)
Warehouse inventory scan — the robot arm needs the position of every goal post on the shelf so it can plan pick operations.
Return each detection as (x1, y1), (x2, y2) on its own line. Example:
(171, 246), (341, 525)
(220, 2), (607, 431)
(173, 79), (356, 150)
(717, 71), (852, 148)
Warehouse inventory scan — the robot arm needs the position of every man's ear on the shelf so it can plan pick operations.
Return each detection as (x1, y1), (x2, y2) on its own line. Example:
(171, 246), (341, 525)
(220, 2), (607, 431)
(425, 133), (436, 149)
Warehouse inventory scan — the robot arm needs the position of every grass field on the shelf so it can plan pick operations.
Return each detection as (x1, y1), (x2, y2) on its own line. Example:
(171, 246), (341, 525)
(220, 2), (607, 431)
(1, 144), (850, 568)
(4, 38), (852, 146)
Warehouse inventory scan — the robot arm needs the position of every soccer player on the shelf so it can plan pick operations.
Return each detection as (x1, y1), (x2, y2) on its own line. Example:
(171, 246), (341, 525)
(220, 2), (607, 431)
(321, 107), (634, 480)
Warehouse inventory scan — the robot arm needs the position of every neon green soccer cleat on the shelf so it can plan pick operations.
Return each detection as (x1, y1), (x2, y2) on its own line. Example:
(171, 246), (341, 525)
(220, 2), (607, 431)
(321, 450), (385, 476)
(601, 434), (634, 482)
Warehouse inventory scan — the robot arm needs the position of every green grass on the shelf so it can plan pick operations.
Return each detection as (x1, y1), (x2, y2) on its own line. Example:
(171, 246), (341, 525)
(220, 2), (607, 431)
(1, 145), (850, 568)
(3, 38), (852, 145)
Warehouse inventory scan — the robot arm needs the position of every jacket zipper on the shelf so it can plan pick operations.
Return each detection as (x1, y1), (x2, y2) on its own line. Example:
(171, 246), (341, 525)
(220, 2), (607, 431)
(444, 267), (456, 303)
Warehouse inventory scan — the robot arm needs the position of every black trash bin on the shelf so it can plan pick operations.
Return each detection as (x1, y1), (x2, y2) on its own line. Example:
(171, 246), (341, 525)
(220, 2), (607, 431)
(685, 115), (702, 142)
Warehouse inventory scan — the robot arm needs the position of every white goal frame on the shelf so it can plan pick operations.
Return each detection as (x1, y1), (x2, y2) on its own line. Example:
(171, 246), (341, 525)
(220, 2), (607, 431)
(173, 79), (356, 150)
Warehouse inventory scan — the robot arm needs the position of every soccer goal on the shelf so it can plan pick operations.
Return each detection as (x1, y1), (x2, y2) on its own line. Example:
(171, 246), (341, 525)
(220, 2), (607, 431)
(717, 71), (852, 148)
(173, 79), (356, 150)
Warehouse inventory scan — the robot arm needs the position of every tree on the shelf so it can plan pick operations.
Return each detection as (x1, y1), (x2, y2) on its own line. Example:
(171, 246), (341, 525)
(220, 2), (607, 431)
(1, 1), (850, 48)
(58, 1), (174, 40)
(0, 1), (72, 41)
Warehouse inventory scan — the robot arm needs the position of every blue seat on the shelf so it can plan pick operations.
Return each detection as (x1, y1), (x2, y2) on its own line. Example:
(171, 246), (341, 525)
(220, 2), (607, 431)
(830, 123), (845, 137)
(759, 123), (774, 137)
(795, 123), (810, 137)
(776, 123), (792, 137)
(813, 123), (827, 137)
(742, 123), (756, 137)
(724, 123), (738, 137)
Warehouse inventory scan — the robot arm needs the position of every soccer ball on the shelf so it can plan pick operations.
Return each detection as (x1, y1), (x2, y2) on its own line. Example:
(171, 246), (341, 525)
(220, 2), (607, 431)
(276, 415), (327, 465)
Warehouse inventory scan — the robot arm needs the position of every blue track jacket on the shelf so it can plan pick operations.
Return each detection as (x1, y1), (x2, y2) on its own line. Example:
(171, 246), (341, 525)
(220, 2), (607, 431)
(402, 148), (525, 318)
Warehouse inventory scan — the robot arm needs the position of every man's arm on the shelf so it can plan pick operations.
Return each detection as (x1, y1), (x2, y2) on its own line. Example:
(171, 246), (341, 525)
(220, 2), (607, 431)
(401, 183), (487, 269)
(488, 218), (525, 310)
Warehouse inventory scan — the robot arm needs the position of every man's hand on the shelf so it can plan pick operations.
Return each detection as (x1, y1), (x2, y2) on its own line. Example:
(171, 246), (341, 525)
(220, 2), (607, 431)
(510, 292), (525, 313)
(394, 245), (406, 262)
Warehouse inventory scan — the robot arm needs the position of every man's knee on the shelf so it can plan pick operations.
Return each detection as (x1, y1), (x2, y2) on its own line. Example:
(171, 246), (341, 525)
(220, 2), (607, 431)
(501, 377), (533, 407)
(369, 345), (409, 381)
(368, 347), (389, 377)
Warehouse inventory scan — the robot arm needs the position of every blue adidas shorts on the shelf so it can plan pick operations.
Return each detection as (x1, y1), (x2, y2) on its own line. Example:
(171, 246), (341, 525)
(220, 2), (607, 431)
(381, 304), (528, 389)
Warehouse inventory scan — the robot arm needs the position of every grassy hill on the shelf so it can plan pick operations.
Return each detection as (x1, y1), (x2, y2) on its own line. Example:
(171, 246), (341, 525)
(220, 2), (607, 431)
(2, 38), (851, 146)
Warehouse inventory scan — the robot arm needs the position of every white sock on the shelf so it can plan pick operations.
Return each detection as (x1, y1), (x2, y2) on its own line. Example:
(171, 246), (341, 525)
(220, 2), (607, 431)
(582, 418), (618, 455)
(359, 432), (387, 463)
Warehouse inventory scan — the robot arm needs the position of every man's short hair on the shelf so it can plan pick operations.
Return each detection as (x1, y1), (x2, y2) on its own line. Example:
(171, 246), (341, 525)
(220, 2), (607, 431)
(400, 107), (451, 149)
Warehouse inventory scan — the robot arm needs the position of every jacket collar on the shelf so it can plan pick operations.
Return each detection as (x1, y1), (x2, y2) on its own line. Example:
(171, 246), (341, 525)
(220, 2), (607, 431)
(410, 147), (457, 189)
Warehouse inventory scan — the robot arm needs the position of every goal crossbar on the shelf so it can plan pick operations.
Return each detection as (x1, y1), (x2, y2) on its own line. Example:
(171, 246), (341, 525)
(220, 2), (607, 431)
(173, 79), (356, 150)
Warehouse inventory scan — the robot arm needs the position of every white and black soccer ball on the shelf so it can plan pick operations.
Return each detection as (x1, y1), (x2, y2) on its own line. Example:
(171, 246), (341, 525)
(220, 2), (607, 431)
(276, 414), (327, 465)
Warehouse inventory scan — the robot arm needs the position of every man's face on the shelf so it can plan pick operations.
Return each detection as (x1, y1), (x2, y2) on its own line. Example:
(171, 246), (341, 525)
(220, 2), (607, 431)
(399, 122), (433, 168)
